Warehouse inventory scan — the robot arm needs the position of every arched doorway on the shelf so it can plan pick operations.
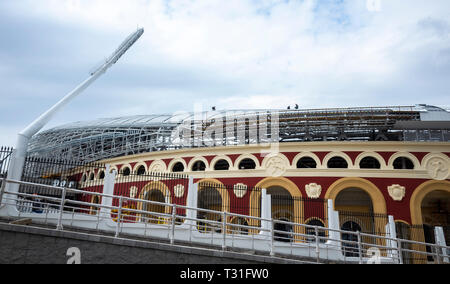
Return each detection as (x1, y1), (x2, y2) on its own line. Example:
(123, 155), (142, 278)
(421, 190), (450, 262)
(197, 185), (223, 233)
(142, 189), (166, 224)
(253, 177), (303, 242)
(333, 185), (388, 255)
(410, 180), (450, 263)
(268, 186), (294, 242)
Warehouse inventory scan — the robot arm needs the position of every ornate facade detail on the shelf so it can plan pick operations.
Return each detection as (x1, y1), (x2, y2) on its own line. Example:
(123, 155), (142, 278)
(149, 160), (166, 173)
(387, 184), (406, 201)
(129, 186), (138, 198)
(425, 156), (450, 180)
(174, 184), (185, 198)
(265, 155), (288, 177)
(305, 183), (322, 199)
(233, 183), (248, 198)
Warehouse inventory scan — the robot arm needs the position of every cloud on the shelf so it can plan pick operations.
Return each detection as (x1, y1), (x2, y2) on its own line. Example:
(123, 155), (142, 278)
(0, 0), (449, 147)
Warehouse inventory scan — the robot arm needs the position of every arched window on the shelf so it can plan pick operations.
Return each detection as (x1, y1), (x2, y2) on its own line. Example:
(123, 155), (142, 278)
(136, 165), (146, 175)
(81, 173), (87, 182)
(305, 219), (326, 243)
(214, 159), (230, 171)
(359, 156), (381, 169)
(393, 157), (414, 169)
(98, 170), (105, 179)
(296, 156), (317, 168)
(172, 162), (184, 172)
(121, 167), (131, 176)
(238, 158), (256, 170)
(327, 156), (348, 168)
(192, 160), (206, 171)
(89, 172), (95, 181)
(230, 217), (249, 235)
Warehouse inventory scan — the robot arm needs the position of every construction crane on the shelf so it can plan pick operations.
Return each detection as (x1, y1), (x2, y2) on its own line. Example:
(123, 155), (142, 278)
(2, 28), (144, 209)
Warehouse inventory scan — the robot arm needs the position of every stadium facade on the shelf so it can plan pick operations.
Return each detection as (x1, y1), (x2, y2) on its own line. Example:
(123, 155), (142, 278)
(25, 104), (450, 262)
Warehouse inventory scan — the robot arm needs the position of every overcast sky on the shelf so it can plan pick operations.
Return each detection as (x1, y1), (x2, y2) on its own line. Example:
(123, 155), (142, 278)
(1, 0), (449, 147)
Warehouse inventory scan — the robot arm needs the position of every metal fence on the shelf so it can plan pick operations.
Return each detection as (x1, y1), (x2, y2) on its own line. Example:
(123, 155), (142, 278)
(109, 170), (190, 224)
(338, 211), (389, 257)
(0, 147), (13, 177)
(1, 177), (449, 264)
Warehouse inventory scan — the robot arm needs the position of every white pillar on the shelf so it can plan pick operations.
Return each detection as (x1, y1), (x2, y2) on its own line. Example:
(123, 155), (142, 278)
(184, 177), (198, 226)
(385, 215), (398, 260)
(100, 165), (116, 217)
(326, 199), (341, 251)
(434, 226), (449, 263)
(260, 188), (272, 237)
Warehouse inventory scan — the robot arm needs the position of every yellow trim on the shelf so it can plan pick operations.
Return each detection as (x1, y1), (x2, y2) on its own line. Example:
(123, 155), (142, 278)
(409, 180), (450, 226)
(197, 178), (230, 213)
(325, 177), (387, 215)
(137, 181), (172, 222)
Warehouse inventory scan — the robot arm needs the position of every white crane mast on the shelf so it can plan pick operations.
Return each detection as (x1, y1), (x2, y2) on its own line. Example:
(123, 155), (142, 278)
(2, 28), (144, 210)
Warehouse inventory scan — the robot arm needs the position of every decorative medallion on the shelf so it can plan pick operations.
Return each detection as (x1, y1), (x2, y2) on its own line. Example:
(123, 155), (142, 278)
(425, 156), (450, 180)
(174, 184), (185, 198)
(233, 183), (248, 198)
(265, 155), (288, 177)
(129, 186), (138, 198)
(149, 160), (166, 173)
(387, 184), (405, 201)
(305, 183), (322, 199)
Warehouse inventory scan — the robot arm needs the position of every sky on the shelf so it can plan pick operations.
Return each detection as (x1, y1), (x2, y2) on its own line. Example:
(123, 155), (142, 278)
(0, 0), (449, 147)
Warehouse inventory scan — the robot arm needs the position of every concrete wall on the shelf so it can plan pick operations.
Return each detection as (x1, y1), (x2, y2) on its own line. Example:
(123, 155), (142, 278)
(0, 222), (301, 264)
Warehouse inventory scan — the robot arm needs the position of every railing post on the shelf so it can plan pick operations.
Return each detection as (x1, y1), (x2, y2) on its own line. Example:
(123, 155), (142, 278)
(222, 211), (226, 250)
(115, 196), (123, 238)
(357, 231), (362, 264)
(315, 226), (320, 263)
(0, 178), (7, 206)
(270, 219), (275, 257)
(435, 245), (441, 264)
(56, 186), (67, 230)
(170, 204), (176, 245)
(397, 238), (404, 264)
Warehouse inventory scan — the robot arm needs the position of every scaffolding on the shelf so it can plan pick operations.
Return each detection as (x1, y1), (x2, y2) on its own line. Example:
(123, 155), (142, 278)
(26, 106), (449, 163)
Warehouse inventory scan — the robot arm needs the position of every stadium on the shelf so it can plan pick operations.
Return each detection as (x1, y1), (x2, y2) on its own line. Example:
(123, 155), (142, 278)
(18, 103), (450, 263)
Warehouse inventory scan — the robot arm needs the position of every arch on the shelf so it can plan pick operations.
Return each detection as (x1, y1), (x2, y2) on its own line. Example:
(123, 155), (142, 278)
(325, 177), (387, 215)
(235, 154), (260, 170)
(197, 178), (230, 213)
(296, 156), (317, 169)
(168, 158), (187, 173)
(120, 164), (132, 176)
(355, 152), (387, 169)
(323, 152), (353, 169)
(292, 152), (321, 169)
(253, 177), (303, 241)
(210, 155), (234, 170)
(214, 159), (231, 171)
(388, 152), (421, 170)
(97, 170), (105, 180)
(410, 180), (450, 226)
(137, 181), (172, 222)
(229, 216), (249, 235)
(188, 156), (209, 172)
(172, 162), (185, 172)
(133, 162), (148, 175)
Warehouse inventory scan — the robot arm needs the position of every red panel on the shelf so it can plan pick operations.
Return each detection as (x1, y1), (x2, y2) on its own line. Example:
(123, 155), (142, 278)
(343, 151), (363, 164)
(281, 152), (299, 165)
(410, 152), (429, 164)
(313, 151), (330, 163)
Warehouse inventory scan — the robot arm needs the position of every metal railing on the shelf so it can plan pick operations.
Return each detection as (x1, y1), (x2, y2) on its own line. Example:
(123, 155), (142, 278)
(0, 177), (449, 264)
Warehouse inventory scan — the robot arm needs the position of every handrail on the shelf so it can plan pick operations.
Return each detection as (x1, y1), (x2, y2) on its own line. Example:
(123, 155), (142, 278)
(1, 177), (448, 264)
